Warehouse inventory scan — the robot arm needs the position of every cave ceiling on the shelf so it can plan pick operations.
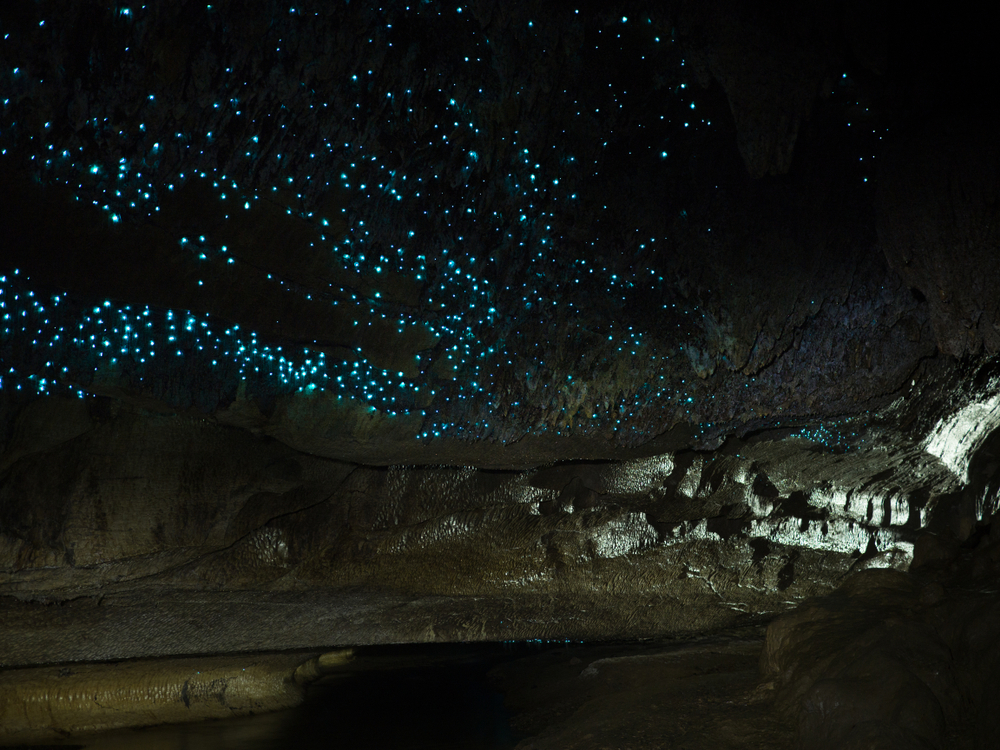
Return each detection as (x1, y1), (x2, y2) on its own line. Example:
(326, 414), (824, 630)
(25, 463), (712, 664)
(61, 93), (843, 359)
(1, 0), (999, 661)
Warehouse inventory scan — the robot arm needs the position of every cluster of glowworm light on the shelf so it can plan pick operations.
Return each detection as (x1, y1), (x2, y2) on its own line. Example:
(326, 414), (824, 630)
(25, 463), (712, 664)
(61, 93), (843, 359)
(0, 3), (883, 444)
(0, 268), (431, 415)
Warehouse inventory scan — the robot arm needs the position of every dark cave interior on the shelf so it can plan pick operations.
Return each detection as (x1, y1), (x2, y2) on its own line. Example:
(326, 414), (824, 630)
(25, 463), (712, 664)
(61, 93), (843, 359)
(1, 1), (999, 748)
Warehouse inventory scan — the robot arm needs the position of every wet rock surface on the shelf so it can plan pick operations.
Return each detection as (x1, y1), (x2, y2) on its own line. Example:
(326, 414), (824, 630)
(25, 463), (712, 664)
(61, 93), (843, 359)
(5, 355), (1000, 665)
(0, 650), (350, 745)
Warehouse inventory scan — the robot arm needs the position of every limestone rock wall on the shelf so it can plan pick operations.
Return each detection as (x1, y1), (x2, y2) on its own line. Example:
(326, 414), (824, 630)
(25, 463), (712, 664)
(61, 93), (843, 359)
(6, 358), (1000, 666)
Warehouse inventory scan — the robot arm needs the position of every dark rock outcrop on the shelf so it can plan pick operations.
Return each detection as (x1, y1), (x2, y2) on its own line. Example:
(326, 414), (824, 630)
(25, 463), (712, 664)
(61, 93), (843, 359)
(762, 530), (1000, 749)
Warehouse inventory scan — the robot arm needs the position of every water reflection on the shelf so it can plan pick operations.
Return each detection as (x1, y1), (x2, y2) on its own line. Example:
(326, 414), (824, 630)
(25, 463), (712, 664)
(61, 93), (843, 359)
(56, 645), (523, 750)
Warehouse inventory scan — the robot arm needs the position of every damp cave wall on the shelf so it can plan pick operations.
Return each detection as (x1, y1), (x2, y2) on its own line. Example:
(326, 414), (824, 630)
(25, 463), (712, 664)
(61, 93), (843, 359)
(1, 0), (999, 663)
